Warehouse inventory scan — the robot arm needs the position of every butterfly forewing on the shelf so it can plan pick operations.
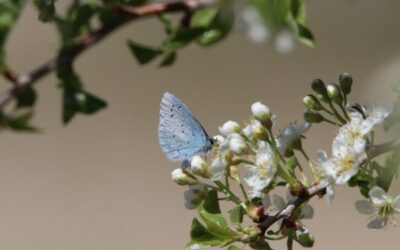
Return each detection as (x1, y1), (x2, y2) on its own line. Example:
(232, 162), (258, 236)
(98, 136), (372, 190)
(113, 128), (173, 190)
(158, 92), (210, 162)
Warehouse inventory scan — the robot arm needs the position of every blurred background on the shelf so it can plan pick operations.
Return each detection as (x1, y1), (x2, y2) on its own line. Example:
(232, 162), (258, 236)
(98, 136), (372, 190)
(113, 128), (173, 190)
(0, 0), (400, 249)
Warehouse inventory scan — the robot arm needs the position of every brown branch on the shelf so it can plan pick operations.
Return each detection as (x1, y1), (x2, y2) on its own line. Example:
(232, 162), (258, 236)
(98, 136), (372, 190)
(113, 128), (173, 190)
(0, 0), (215, 109)
(258, 183), (327, 232)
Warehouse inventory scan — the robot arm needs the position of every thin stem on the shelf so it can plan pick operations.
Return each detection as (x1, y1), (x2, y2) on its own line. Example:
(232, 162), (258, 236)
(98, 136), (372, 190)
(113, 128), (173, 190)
(239, 182), (249, 202)
(322, 116), (340, 126)
(299, 148), (318, 181)
(328, 102), (347, 124)
(339, 103), (350, 120)
(214, 181), (241, 205)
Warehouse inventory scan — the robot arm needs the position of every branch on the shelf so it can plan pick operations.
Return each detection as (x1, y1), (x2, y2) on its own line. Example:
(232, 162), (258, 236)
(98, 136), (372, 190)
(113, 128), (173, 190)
(258, 183), (327, 231)
(0, 0), (215, 109)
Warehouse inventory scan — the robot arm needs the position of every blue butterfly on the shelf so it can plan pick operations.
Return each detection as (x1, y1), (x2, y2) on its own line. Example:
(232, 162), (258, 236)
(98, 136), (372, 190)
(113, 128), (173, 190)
(158, 92), (214, 167)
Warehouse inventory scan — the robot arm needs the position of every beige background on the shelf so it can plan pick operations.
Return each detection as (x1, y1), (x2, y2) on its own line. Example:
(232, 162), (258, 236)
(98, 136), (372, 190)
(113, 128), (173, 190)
(0, 0), (400, 249)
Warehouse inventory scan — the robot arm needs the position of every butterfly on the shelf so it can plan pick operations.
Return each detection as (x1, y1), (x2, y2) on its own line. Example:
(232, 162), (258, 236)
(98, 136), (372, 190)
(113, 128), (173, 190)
(158, 92), (214, 167)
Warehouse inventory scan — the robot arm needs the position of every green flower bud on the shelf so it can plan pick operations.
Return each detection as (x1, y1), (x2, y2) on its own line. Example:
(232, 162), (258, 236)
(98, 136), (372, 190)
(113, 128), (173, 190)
(295, 229), (315, 247)
(311, 79), (328, 97)
(339, 72), (353, 95)
(303, 95), (322, 111)
(171, 169), (198, 185)
(327, 83), (343, 104)
(304, 111), (323, 123)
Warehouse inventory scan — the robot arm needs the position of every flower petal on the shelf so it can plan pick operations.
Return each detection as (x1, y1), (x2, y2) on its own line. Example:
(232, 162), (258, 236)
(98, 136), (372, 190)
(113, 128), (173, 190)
(392, 195), (400, 213)
(262, 194), (271, 209)
(369, 186), (389, 206)
(326, 184), (335, 205)
(302, 204), (314, 219)
(355, 200), (376, 215)
(367, 216), (388, 229)
(273, 195), (286, 210)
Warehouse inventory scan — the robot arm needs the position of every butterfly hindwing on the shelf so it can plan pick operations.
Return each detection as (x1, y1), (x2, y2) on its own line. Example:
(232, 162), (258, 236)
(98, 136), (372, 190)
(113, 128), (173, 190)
(158, 92), (210, 162)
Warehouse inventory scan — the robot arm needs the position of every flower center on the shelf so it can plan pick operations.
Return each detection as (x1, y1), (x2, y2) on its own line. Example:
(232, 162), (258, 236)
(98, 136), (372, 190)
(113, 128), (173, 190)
(339, 155), (356, 173)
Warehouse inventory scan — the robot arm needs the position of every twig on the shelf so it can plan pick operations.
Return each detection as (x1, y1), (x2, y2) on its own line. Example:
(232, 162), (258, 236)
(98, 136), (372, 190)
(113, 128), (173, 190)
(0, 0), (215, 109)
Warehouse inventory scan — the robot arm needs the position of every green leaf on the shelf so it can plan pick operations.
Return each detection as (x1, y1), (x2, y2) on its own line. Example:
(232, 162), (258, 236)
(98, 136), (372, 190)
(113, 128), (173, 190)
(159, 52), (176, 67)
(191, 8), (218, 28)
(185, 218), (233, 250)
(59, 70), (107, 124)
(165, 27), (205, 51)
(0, 111), (39, 132)
(127, 40), (162, 65)
(34, 0), (56, 22)
(227, 246), (241, 250)
(293, 22), (315, 47)
(374, 151), (400, 192)
(198, 190), (240, 239)
(16, 87), (37, 108)
(0, 0), (27, 72)
(229, 205), (244, 226)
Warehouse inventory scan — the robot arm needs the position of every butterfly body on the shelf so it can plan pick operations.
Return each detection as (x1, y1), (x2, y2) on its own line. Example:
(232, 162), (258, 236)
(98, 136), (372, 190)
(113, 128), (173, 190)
(158, 92), (214, 166)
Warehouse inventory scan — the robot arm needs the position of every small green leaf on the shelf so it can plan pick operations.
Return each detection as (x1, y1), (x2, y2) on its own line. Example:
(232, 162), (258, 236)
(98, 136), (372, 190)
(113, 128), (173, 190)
(294, 22), (315, 47)
(127, 40), (162, 65)
(165, 27), (205, 51)
(229, 205), (244, 226)
(0, 111), (39, 132)
(16, 87), (37, 108)
(198, 191), (240, 239)
(34, 0), (56, 22)
(159, 52), (176, 67)
(191, 8), (218, 27)
(227, 246), (241, 250)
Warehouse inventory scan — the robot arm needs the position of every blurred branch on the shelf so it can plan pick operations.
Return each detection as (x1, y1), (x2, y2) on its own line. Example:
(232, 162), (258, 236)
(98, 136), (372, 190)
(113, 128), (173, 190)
(0, 0), (215, 109)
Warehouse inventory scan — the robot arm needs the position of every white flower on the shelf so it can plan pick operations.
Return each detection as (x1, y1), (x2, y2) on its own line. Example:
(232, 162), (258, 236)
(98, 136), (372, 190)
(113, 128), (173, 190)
(213, 135), (225, 144)
(275, 29), (295, 55)
(315, 150), (336, 204)
(331, 143), (363, 184)
(272, 193), (314, 220)
(210, 156), (227, 181)
(243, 120), (264, 140)
(333, 112), (372, 154)
(190, 155), (210, 178)
(241, 6), (269, 43)
(251, 102), (271, 122)
(219, 120), (241, 136)
(184, 184), (208, 210)
(276, 123), (311, 154)
(355, 186), (400, 229)
(171, 168), (198, 185)
(363, 101), (391, 126)
(229, 133), (248, 154)
(245, 142), (276, 197)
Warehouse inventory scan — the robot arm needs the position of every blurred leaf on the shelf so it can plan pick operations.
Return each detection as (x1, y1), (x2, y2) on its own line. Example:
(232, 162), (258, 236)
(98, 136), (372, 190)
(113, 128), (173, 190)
(127, 40), (162, 65)
(16, 86), (37, 108)
(198, 190), (240, 239)
(291, 22), (315, 47)
(348, 170), (376, 198)
(184, 218), (232, 250)
(165, 27), (206, 51)
(159, 14), (173, 35)
(0, 0), (27, 72)
(229, 205), (244, 226)
(191, 8), (218, 28)
(59, 70), (107, 124)
(0, 111), (39, 132)
(159, 52), (176, 67)
(373, 151), (400, 192)
(34, 0), (56, 22)
(227, 246), (241, 250)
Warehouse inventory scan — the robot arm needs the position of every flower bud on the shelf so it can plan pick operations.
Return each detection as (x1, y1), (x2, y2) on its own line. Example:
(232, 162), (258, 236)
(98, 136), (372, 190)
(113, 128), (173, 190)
(303, 95), (322, 111)
(327, 83), (343, 104)
(210, 156), (227, 181)
(219, 120), (240, 136)
(171, 169), (198, 185)
(339, 72), (353, 95)
(295, 229), (315, 247)
(304, 111), (323, 123)
(229, 134), (248, 154)
(190, 156), (210, 178)
(251, 102), (272, 125)
(311, 79), (328, 97)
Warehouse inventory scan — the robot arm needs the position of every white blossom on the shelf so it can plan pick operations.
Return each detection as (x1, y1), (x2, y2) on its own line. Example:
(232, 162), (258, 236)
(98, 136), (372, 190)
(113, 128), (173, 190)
(331, 143), (364, 184)
(219, 120), (241, 136)
(229, 133), (248, 154)
(276, 123), (311, 154)
(362, 101), (391, 126)
(251, 102), (271, 122)
(275, 29), (295, 55)
(210, 156), (227, 181)
(355, 186), (400, 229)
(190, 155), (209, 177)
(171, 168), (198, 185)
(245, 142), (276, 197)
(241, 6), (269, 43)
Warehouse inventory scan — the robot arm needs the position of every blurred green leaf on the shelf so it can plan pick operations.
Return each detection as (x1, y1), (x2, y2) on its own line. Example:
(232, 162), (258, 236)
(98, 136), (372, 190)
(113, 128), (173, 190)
(198, 190), (240, 239)
(373, 151), (400, 192)
(0, 0), (27, 72)
(227, 246), (241, 250)
(229, 205), (244, 226)
(165, 27), (206, 51)
(59, 70), (107, 124)
(127, 40), (162, 65)
(184, 218), (232, 250)
(0, 111), (39, 132)
(159, 52), (176, 67)
(16, 86), (37, 108)
(191, 8), (218, 28)
(34, 0), (56, 22)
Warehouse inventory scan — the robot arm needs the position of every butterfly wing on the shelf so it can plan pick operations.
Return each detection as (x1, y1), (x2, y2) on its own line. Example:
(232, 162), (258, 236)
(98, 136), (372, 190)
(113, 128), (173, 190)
(158, 92), (211, 162)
